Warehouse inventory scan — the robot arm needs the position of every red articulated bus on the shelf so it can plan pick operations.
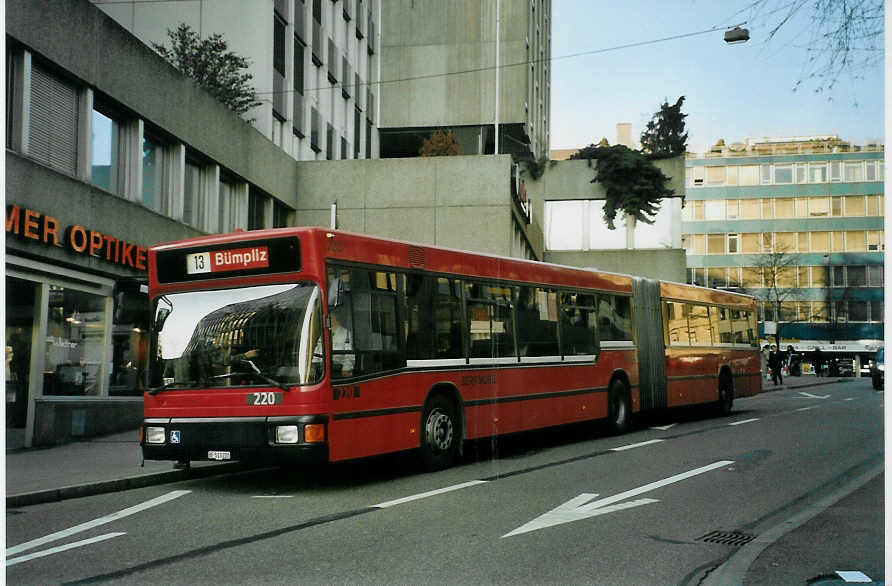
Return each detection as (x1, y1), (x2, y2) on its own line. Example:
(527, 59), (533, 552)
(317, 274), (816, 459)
(139, 227), (761, 469)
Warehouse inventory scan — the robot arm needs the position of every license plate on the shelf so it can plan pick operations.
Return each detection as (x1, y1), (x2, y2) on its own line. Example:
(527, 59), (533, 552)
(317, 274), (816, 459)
(208, 450), (231, 461)
(247, 391), (283, 405)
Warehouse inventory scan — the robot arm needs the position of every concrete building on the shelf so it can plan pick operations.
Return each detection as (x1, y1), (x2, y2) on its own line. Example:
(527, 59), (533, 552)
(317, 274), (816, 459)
(93, 0), (381, 162)
(379, 0), (550, 161)
(683, 136), (885, 366)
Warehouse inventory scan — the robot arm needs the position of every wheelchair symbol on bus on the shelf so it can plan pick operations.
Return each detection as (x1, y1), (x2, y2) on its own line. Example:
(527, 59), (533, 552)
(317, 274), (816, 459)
(170, 430), (181, 444)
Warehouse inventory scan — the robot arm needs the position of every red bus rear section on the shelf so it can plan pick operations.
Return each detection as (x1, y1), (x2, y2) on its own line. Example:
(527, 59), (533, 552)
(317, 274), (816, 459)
(139, 227), (761, 469)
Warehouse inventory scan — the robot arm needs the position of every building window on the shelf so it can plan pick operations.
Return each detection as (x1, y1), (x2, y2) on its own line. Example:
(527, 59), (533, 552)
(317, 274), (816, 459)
(846, 230), (866, 251)
(811, 231), (830, 252)
(182, 159), (203, 228)
(704, 200), (724, 220)
(741, 233), (760, 253)
(774, 164), (793, 184)
(738, 165), (759, 185)
(797, 231), (809, 252)
(774, 198), (794, 218)
(707, 234), (724, 254)
(844, 195), (865, 216)
(726, 166), (739, 185)
(795, 163), (807, 183)
(867, 231), (884, 251)
(848, 265), (867, 286)
(727, 233), (739, 253)
(809, 163), (827, 183)
(740, 199), (760, 219)
(794, 198), (809, 217)
(809, 196), (830, 217)
(726, 200), (739, 219)
(848, 301), (868, 322)
(830, 161), (841, 182)
(706, 166), (725, 185)
(866, 195), (882, 216)
(844, 162), (863, 182)
(248, 189), (266, 230)
(870, 300), (883, 322)
(775, 232), (795, 252)
(29, 63), (79, 174)
(141, 131), (166, 212)
(91, 108), (121, 193)
(760, 164), (771, 184)
(866, 160), (878, 181)
(273, 200), (290, 228)
(293, 39), (305, 137)
(691, 166), (704, 186)
(831, 196), (843, 216)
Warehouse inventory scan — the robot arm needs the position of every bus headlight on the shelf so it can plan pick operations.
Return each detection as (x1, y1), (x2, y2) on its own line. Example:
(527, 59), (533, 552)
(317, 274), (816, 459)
(275, 425), (299, 444)
(145, 426), (166, 444)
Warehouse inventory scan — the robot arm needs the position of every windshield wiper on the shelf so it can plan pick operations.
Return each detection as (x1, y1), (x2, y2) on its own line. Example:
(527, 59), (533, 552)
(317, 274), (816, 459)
(212, 360), (291, 391)
(146, 380), (196, 396)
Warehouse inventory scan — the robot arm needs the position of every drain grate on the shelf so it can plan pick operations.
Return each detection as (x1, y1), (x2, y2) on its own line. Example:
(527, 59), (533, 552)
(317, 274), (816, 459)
(698, 530), (756, 546)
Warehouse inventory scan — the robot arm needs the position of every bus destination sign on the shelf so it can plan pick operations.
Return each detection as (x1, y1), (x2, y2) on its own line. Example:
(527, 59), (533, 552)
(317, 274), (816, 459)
(186, 246), (270, 275)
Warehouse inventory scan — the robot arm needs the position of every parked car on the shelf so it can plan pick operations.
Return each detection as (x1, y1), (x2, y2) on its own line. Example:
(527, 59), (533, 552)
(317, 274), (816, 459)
(870, 348), (884, 390)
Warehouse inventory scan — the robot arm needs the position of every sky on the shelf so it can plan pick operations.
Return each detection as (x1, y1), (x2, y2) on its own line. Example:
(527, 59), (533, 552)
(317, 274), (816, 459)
(548, 0), (885, 154)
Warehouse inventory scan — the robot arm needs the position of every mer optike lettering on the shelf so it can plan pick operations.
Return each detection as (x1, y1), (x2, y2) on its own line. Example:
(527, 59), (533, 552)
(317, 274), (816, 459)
(6, 205), (148, 272)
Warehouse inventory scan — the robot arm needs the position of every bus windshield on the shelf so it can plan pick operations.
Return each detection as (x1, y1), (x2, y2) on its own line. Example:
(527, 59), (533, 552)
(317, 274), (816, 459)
(149, 283), (324, 390)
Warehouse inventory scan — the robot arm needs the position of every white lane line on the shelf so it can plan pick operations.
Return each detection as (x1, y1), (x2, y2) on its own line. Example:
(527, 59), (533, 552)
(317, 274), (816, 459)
(649, 424), (677, 431)
(728, 418), (760, 426)
(372, 480), (488, 509)
(251, 495), (294, 499)
(836, 570), (872, 582)
(6, 533), (126, 567)
(610, 439), (665, 451)
(844, 398), (855, 401)
(6, 490), (190, 556)
(796, 406), (818, 412)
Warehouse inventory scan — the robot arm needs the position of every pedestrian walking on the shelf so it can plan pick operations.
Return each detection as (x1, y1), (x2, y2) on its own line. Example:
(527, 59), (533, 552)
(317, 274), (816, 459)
(768, 344), (784, 386)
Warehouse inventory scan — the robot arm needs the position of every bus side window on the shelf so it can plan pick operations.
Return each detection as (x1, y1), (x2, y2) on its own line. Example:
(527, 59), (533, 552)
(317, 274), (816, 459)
(558, 291), (598, 356)
(516, 286), (559, 357)
(405, 274), (433, 360)
(688, 304), (711, 346)
(466, 282), (515, 359)
(434, 278), (464, 359)
(599, 294), (633, 342)
(665, 301), (690, 346)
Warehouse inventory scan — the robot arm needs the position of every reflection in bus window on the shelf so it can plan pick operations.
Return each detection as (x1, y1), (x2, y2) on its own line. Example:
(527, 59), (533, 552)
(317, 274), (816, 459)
(516, 286), (559, 356)
(599, 294), (633, 342)
(665, 301), (690, 346)
(688, 304), (711, 346)
(466, 282), (515, 359)
(434, 278), (464, 359)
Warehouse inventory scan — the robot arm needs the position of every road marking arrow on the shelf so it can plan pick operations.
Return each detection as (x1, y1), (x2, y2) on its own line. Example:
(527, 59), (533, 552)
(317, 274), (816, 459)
(797, 391), (830, 399)
(503, 460), (734, 537)
(650, 423), (677, 431)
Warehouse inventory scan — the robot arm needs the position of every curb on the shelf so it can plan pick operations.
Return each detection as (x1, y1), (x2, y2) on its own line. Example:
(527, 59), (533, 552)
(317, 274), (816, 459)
(7, 462), (244, 508)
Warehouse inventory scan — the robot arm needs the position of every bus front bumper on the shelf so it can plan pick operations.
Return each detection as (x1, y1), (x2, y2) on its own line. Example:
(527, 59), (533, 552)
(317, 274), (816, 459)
(140, 415), (329, 464)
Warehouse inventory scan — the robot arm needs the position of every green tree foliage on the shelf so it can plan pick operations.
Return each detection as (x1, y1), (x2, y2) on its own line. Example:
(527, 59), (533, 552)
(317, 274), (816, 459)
(639, 96), (688, 159)
(570, 144), (674, 229)
(152, 23), (261, 117)
(419, 129), (461, 156)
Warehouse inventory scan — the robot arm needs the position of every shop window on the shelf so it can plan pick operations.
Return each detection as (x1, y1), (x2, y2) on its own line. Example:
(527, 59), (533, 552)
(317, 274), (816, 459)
(44, 286), (108, 396)
(109, 326), (148, 396)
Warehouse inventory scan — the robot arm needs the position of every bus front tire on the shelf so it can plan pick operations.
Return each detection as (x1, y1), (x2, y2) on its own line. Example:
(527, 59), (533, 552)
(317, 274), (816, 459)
(420, 395), (460, 471)
(608, 380), (631, 435)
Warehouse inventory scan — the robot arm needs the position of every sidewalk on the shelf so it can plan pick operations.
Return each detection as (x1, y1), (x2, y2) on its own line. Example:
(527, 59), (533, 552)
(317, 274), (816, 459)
(4, 376), (855, 508)
(6, 430), (241, 507)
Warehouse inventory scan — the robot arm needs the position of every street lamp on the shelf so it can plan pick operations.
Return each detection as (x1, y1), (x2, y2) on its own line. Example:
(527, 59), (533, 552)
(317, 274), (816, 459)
(724, 26), (750, 44)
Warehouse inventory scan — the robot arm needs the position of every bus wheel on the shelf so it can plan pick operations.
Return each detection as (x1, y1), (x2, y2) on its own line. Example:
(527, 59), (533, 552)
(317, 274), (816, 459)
(608, 380), (631, 435)
(420, 395), (459, 471)
(717, 373), (734, 415)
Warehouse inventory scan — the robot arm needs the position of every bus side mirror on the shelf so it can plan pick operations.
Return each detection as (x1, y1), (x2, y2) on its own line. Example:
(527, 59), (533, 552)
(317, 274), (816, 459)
(113, 279), (149, 327)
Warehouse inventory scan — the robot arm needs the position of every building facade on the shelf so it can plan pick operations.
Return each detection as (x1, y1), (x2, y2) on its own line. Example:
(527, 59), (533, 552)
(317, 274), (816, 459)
(683, 136), (884, 363)
(6, 0), (303, 447)
(379, 0), (550, 161)
(94, 0), (381, 162)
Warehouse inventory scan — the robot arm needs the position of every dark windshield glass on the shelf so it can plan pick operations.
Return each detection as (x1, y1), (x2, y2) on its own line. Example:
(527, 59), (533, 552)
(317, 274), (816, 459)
(150, 283), (323, 389)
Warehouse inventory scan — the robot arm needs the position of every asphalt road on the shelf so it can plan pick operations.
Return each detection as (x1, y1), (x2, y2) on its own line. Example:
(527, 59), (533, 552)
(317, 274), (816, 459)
(7, 379), (883, 585)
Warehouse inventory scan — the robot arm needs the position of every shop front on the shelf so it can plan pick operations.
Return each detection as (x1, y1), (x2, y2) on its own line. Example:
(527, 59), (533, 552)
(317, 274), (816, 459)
(5, 198), (193, 448)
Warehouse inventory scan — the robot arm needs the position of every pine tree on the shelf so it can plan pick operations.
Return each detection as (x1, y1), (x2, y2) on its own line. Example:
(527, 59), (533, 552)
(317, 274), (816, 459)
(639, 96), (688, 159)
(152, 24), (262, 117)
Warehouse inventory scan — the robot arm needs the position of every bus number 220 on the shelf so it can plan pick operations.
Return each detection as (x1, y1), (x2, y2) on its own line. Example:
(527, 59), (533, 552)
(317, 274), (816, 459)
(247, 392), (283, 405)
